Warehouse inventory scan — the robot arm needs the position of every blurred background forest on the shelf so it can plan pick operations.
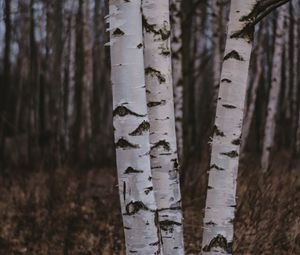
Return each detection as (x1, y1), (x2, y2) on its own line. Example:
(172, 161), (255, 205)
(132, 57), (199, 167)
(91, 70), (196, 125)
(0, 0), (299, 254)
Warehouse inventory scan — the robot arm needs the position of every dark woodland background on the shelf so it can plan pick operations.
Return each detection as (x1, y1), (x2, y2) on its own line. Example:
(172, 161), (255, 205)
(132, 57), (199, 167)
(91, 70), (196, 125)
(0, 0), (299, 254)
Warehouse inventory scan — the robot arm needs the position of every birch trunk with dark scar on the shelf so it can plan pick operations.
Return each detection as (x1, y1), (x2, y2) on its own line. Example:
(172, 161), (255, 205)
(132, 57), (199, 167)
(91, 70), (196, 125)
(241, 25), (265, 153)
(108, 0), (159, 254)
(202, 1), (256, 254)
(170, 0), (183, 163)
(211, 0), (222, 112)
(261, 5), (287, 172)
(142, 0), (184, 254)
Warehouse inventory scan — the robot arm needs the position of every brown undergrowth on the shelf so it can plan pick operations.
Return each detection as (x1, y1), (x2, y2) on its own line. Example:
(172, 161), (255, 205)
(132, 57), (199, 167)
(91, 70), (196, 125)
(0, 152), (299, 254)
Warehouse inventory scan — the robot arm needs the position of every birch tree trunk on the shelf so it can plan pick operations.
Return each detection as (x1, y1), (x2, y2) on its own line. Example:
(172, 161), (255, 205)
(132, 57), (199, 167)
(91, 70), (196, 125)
(170, 0), (183, 163)
(142, 0), (184, 253)
(261, 5), (287, 172)
(202, 1), (256, 253)
(108, 0), (160, 254)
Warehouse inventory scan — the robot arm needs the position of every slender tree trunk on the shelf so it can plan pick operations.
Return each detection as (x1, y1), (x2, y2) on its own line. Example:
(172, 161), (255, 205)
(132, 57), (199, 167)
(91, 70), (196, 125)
(66, 2), (77, 154)
(0, 0), (12, 156)
(211, 0), (222, 112)
(202, 1), (256, 253)
(170, 0), (184, 163)
(142, 0), (184, 253)
(241, 25), (265, 153)
(82, 0), (92, 147)
(108, 0), (160, 254)
(261, 5), (287, 172)
(293, 1), (300, 154)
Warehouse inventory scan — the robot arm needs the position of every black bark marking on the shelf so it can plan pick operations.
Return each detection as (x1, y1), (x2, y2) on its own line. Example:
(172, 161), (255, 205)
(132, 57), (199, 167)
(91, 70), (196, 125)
(145, 67), (166, 83)
(230, 23), (255, 41)
(159, 220), (182, 232)
(207, 186), (213, 190)
(147, 100), (166, 107)
(124, 167), (143, 174)
(224, 50), (244, 61)
(210, 164), (225, 171)
(149, 240), (160, 246)
(221, 78), (232, 83)
(125, 201), (149, 215)
(151, 140), (171, 151)
(129, 121), (150, 136)
(124, 226), (132, 230)
(115, 138), (139, 149)
(232, 138), (241, 145)
(213, 125), (225, 137)
(171, 158), (179, 171)
(137, 43), (143, 48)
(205, 221), (216, 226)
(203, 234), (232, 253)
(142, 15), (171, 40)
(129, 251), (138, 253)
(113, 106), (146, 117)
(222, 104), (237, 109)
(159, 47), (171, 56)
(123, 181), (126, 201)
(144, 186), (153, 195)
(221, 150), (239, 158)
(113, 28), (124, 36)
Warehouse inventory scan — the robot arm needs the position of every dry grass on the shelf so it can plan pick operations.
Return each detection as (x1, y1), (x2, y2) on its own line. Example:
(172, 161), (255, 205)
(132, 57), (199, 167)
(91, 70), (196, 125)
(0, 153), (299, 254)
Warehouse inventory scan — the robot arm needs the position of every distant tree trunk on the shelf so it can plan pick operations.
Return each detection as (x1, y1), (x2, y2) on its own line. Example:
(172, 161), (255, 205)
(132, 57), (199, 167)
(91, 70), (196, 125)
(66, 2), (77, 154)
(202, 1), (256, 253)
(51, 0), (64, 163)
(170, 0), (184, 162)
(211, 0), (222, 112)
(108, 0), (160, 254)
(261, 6), (287, 172)
(142, 0), (184, 253)
(82, 0), (92, 148)
(293, 2), (300, 154)
(241, 24), (264, 153)
(0, 0), (12, 155)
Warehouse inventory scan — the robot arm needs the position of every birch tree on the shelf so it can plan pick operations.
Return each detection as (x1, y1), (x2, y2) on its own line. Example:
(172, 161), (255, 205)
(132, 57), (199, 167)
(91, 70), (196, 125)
(202, 0), (290, 253)
(261, 5), (287, 172)
(108, 0), (160, 254)
(170, 0), (184, 162)
(142, 0), (184, 253)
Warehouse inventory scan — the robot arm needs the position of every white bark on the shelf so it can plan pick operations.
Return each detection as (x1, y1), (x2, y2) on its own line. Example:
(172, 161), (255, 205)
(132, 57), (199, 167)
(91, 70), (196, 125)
(261, 5), (287, 172)
(108, 1), (159, 254)
(170, 0), (183, 162)
(202, 1), (256, 254)
(142, 0), (184, 254)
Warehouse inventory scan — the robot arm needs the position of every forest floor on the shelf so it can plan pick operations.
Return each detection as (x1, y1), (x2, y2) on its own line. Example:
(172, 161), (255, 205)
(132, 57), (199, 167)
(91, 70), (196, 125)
(0, 152), (299, 255)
